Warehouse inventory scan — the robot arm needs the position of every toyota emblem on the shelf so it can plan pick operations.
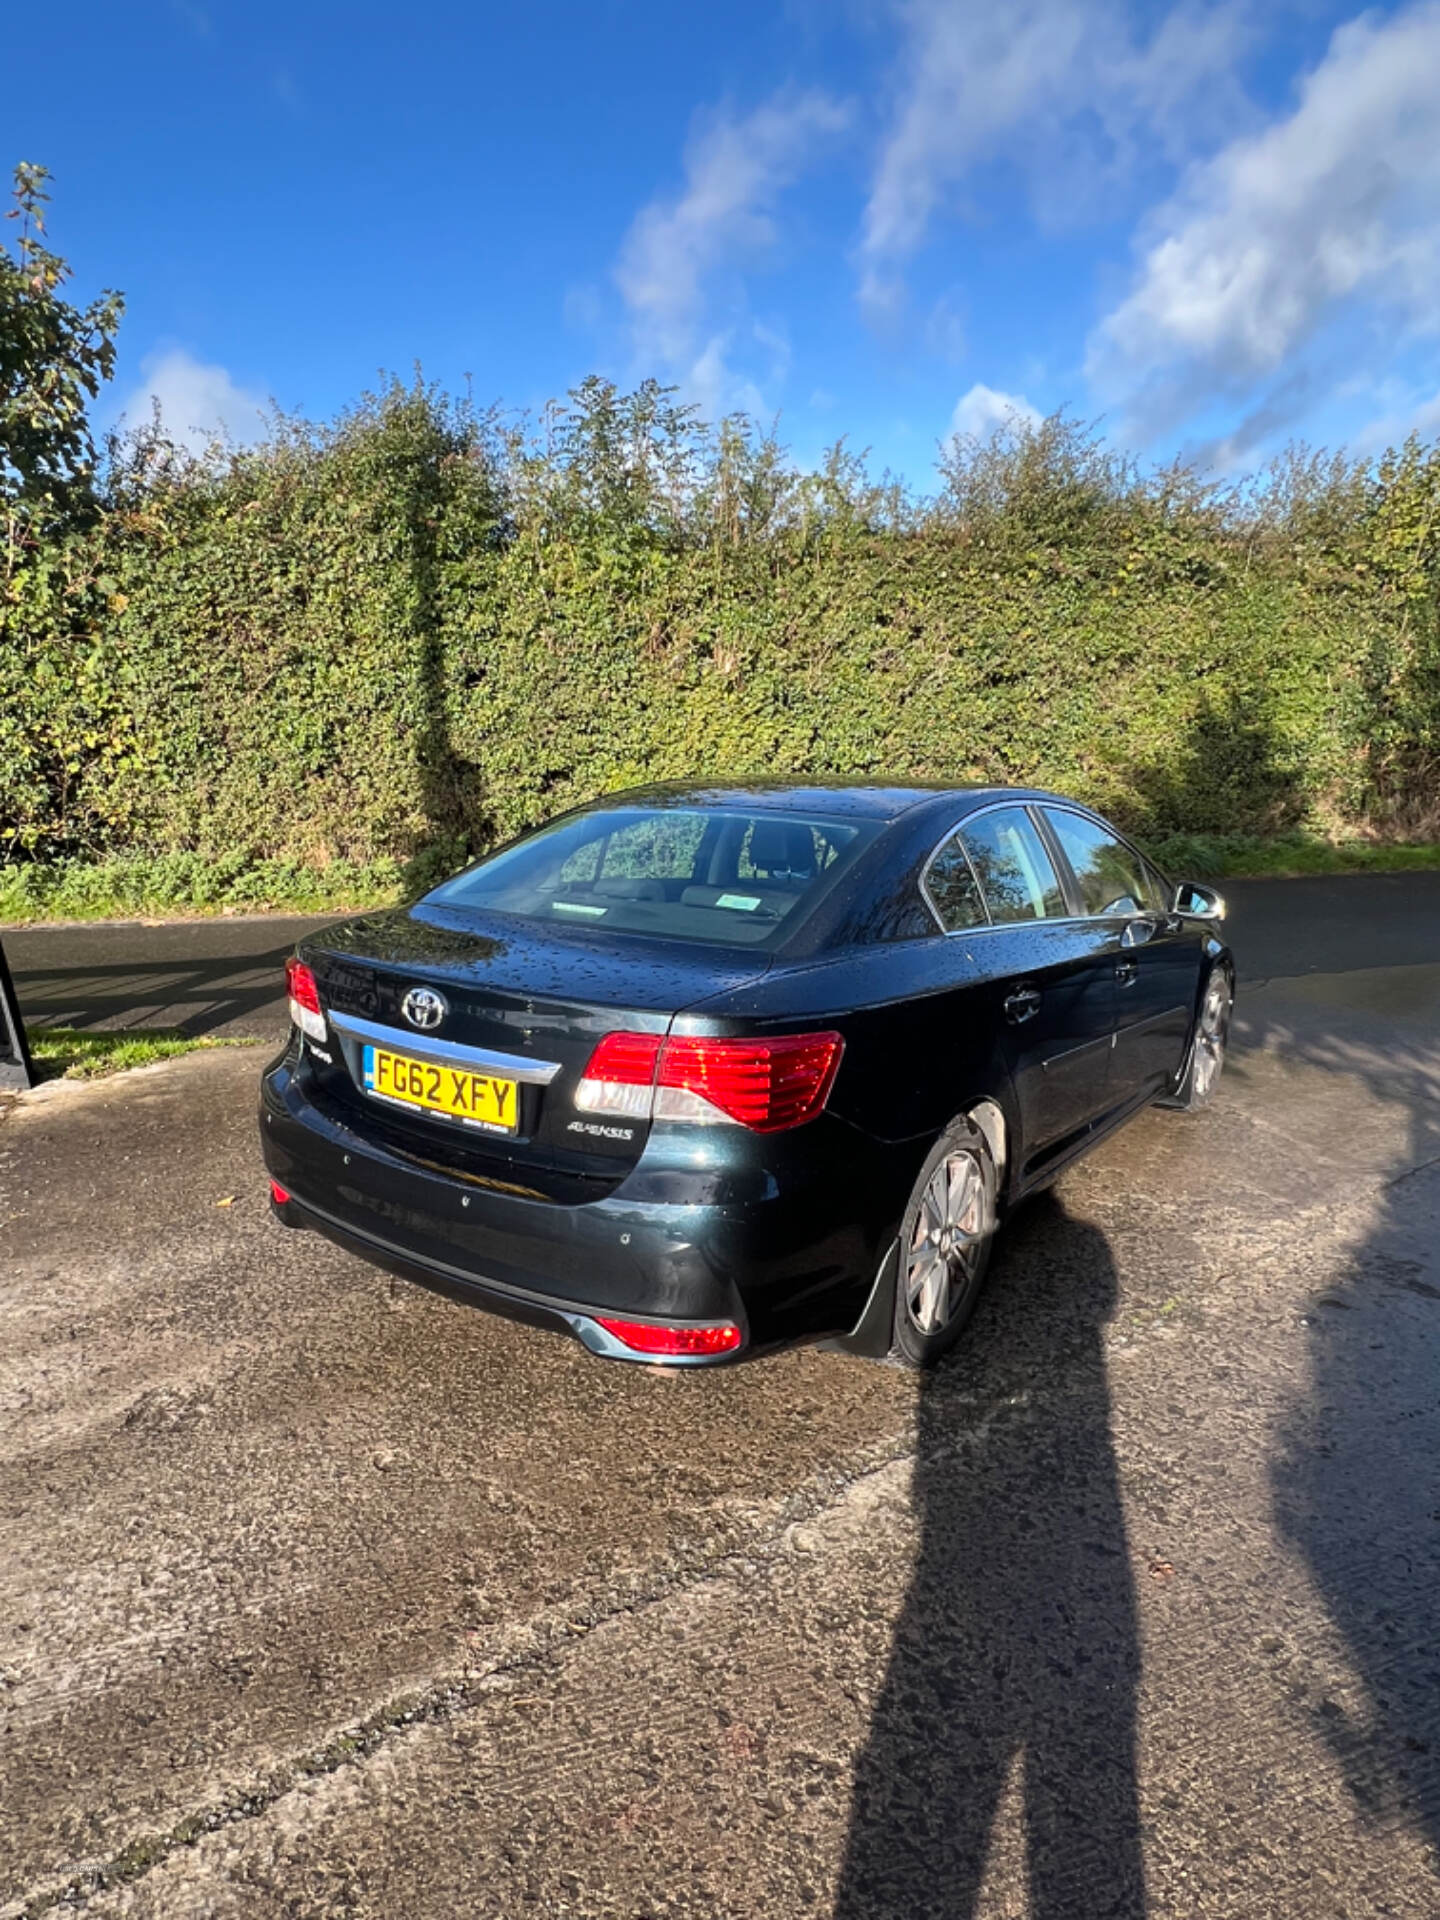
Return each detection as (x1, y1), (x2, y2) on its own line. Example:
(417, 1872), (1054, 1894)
(401, 986), (448, 1031)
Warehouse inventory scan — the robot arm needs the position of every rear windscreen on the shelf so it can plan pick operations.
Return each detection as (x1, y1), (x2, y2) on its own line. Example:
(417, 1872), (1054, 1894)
(426, 807), (881, 947)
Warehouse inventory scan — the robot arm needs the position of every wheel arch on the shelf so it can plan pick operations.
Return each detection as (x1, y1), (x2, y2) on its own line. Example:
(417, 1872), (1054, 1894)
(1157, 949), (1235, 1109)
(967, 1097), (1008, 1188)
(826, 1093), (1012, 1358)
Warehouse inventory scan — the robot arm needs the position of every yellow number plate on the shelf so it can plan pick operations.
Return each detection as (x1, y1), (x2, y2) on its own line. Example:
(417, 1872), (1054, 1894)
(363, 1044), (519, 1134)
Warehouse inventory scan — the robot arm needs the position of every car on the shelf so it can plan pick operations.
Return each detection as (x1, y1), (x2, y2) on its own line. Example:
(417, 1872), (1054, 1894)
(259, 782), (1232, 1368)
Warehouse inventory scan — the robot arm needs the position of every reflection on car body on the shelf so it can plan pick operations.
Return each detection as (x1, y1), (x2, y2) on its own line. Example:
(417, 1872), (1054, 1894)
(260, 782), (1231, 1367)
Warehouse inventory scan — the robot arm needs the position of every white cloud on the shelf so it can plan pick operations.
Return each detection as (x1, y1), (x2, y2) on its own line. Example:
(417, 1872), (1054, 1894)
(615, 89), (850, 414)
(1352, 382), (1440, 454)
(950, 383), (1043, 440)
(1089, 1), (1440, 434)
(116, 348), (269, 452)
(860, 0), (1252, 315)
(924, 291), (968, 365)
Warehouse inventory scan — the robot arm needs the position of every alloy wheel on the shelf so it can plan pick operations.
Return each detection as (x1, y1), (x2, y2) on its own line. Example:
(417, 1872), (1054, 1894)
(1192, 973), (1231, 1101)
(905, 1150), (988, 1336)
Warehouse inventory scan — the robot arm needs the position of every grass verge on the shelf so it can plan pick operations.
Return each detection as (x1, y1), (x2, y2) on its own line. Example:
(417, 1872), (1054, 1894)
(26, 1027), (254, 1084)
(0, 852), (406, 926)
(1143, 833), (1440, 879)
(4, 835), (1440, 928)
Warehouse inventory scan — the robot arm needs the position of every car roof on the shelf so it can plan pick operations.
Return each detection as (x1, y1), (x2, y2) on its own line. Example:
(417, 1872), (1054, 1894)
(588, 780), (1070, 822)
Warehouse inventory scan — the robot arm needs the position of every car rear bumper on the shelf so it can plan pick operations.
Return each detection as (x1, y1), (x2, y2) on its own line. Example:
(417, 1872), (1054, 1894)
(259, 1051), (899, 1361)
(270, 1185), (744, 1364)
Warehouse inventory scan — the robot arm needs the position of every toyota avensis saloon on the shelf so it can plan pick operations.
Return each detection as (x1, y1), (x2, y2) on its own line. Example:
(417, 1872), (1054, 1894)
(260, 783), (1232, 1368)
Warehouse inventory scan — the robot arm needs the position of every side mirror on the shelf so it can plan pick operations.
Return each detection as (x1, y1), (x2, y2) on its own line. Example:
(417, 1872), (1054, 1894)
(1173, 880), (1225, 921)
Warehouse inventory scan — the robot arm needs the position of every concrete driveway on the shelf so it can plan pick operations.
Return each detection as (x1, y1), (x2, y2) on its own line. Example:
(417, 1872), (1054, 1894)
(2, 879), (1438, 1917)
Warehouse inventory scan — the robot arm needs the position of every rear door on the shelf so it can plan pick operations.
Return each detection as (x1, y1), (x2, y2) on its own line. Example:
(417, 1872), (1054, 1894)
(928, 807), (1118, 1170)
(1038, 806), (1202, 1104)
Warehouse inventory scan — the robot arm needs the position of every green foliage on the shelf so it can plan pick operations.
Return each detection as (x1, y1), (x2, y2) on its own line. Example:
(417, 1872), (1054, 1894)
(1141, 832), (1440, 880)
(26, 1026), (251, 1083)
(3, 375), (1439, 900)
(1, 163), (123, 516)
(6, 833), (1436, 927)
(0, 850), (404, 922)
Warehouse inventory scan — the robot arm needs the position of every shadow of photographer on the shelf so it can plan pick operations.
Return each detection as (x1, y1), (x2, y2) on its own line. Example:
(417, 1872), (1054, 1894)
(835, 1192), (1146, 1920)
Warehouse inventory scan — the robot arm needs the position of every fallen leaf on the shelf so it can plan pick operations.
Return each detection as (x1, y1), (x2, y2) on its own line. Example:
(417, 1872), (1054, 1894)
(215, 1195), (237, 1208)
(1150, 1560), (1176, 1583)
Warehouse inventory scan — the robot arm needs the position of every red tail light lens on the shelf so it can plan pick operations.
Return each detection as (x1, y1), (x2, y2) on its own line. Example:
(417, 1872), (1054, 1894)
(285, 958), (321, 1012)
(657, 1032), (844, 1132)
(285, 958), (327, 1042)
(576, 1030), (843, 1132)
(269, 1178), (292, 1205)
(594, 1316), (743, 1357)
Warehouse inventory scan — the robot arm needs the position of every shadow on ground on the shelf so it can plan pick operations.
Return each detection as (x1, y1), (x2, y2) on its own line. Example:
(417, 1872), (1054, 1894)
(836, 1195), (1145, 1920)
(838, 958), (1440, 1917)
(1253, 983), (1440, 1865)
(3, 918), (341, 1039)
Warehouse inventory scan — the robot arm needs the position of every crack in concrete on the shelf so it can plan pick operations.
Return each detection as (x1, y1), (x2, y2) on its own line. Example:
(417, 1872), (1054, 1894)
(1384, 1150), (1440, 1190)
(16, 1156), (1382, 1916)
(11, 1375), (1052, 1919)
(8, 1429), (918, 1917)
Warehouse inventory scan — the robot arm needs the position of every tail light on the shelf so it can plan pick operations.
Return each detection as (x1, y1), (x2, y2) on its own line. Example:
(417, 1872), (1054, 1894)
(575, 1031), (662, 1119)
(285, 957), (327, 1043)
(594, 1315), (743, 1358)
(269, 1178), (292, 1205)
(576, 1029), (843, 1133)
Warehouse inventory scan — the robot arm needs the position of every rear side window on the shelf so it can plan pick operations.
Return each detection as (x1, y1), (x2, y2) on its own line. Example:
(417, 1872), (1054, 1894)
(1043, 809), (1162, 917)
(924, 835), (988, 932)
(426, 807), (880, 948)
(958, 808), (1066, 924)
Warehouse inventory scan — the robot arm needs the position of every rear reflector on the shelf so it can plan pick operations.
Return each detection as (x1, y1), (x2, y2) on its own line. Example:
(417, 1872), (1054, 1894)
(575, 1030), (662, 1119)
(594, 1316), (743, 1357)
(285, 957), (327, 1043)
(269, 1178), (292, 1205)
(577, 1029), (843, 1132)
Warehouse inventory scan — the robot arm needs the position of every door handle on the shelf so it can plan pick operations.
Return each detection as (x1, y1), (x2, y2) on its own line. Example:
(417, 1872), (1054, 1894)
(1115, 959), (1138, 988)
(1004, 987), (1042, 1024)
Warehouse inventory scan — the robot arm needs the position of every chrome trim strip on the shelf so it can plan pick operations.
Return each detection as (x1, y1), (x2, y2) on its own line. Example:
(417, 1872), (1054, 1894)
(923, 909), (1119, 941)
(564, 1315), (743, 1367)
(917, 793), (1180, 937)
(327, 1009), (564, 1084)
(918, 796), (1109, 939)
(1114, 1003), (1192, 1040)
(1040, 1032), (1113, 1070)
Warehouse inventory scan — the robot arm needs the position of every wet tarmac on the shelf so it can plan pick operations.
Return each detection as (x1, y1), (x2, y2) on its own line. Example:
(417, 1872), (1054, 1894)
(1, 882), (1437, 1916)
(8, 870), (1440, 1042)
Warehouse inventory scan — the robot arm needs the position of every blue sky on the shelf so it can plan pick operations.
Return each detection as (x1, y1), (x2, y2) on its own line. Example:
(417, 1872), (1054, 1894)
(14, 0), (1440, 485)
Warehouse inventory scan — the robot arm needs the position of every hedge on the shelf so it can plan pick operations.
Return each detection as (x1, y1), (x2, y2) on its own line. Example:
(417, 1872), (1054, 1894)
(4, 380), (1438, 892)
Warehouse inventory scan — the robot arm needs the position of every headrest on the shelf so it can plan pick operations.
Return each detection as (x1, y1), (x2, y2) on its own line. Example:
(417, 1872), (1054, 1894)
(748, 821), (814, 877)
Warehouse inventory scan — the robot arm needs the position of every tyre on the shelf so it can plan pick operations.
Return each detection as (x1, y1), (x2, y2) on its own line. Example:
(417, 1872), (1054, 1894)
(1159, 965), (1233, 1112)
(889, 1115), (998, 1369)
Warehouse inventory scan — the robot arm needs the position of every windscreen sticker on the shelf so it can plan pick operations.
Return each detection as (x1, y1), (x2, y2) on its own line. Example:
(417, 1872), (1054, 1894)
(553, 900), (607, 916)
(715, 893), (763, 911)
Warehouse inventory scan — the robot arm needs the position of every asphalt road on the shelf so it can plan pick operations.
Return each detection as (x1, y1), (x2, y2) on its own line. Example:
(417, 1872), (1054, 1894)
(9, 872), (1440, 1044)
(2, 879), (1438, 1917)
(2, 914), (336, 1043)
